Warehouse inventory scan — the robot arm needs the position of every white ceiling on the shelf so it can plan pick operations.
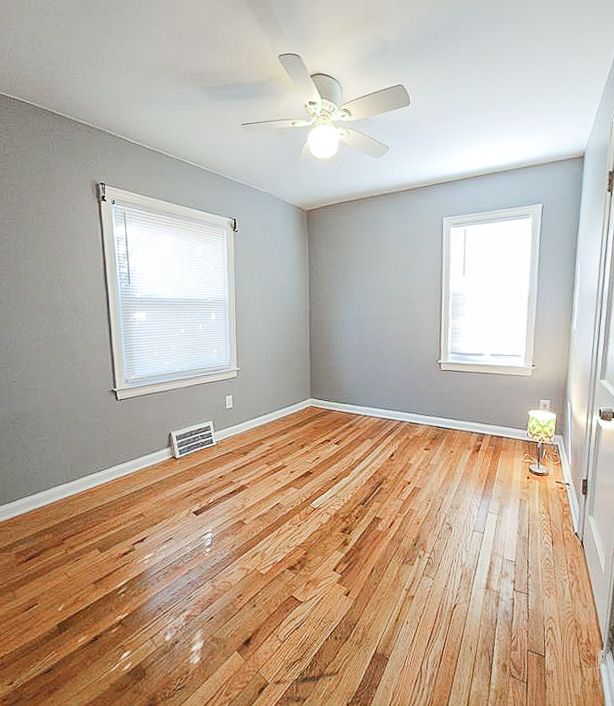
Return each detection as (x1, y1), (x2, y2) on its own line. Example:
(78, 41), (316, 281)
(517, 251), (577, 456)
(1, 1), (614, 209)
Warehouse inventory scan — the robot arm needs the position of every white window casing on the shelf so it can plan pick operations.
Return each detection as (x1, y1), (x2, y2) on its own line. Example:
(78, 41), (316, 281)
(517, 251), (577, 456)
(99, 185), (238, 399)
(440, 204), (542, 376)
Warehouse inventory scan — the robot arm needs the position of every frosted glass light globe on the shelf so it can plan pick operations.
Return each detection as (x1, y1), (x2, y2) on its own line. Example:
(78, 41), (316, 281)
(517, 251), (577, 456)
(308, 123), (339, 159)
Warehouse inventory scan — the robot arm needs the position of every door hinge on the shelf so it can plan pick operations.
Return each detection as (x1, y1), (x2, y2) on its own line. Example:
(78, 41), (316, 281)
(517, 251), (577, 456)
(608, 170), (613, 193)
(581, 477), (588, 495)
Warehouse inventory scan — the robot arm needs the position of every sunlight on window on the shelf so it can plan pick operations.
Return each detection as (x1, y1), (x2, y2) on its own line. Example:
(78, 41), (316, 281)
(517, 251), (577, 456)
(112, 203), (231, 383)
(441, 206), (540, 373)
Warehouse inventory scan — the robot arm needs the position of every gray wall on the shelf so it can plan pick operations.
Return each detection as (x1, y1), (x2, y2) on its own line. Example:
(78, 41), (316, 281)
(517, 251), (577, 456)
(0, 95), (310, 503)
(308, 159), (582, 429)
(0, 92), (586, 506)
(566, 59), (614, 503)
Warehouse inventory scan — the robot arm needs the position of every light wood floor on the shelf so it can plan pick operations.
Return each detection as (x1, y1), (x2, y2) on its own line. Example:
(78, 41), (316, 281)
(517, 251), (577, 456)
(0, 408), (603, 705)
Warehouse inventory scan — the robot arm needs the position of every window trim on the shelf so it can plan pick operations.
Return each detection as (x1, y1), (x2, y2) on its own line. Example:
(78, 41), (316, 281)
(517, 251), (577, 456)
(439, 204), (542, 376)
(99, 185), (238, 400)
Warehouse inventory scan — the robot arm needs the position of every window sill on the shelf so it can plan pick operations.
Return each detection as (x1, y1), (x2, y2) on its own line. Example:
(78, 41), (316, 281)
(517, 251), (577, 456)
(439, 361), (534, 376)
(114, 368), (239, 400)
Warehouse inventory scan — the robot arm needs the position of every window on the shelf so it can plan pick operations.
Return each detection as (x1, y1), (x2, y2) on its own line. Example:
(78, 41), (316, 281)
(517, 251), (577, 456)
(99, 185), (237, 399)
(440, 204), (541, 376)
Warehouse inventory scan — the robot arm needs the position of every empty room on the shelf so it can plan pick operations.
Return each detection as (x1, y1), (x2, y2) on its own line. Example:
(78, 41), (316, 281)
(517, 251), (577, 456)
(2, 1), (614, 704)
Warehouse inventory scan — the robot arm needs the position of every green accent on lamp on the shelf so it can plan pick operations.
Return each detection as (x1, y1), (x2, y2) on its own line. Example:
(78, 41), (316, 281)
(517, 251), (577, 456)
(527, 409), (556, 475)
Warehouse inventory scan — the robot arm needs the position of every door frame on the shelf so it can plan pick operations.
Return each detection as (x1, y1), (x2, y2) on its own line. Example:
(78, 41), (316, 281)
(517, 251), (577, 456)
(580, 116), (614, 652)
(580, 114), (614, 537)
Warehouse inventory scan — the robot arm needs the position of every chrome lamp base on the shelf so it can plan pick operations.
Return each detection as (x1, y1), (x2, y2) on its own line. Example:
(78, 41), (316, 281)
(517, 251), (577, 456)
(529, 441), (549, 476)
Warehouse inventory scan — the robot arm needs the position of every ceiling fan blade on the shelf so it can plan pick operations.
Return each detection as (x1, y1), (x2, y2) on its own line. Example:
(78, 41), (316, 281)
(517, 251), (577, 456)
(339, 128), (389, 158)
(340, 85), (410, 120)
(241, 118), (311, 129)
(278, 53), (321, 106)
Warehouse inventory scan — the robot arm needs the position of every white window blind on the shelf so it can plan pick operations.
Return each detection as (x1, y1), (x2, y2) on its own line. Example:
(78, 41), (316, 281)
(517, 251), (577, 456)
(440, 205), (541, 376)
(100, 186), (237, 399)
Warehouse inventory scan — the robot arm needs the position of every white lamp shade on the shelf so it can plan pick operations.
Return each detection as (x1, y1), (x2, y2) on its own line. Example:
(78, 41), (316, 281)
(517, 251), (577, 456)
(527, 409), (556, 442)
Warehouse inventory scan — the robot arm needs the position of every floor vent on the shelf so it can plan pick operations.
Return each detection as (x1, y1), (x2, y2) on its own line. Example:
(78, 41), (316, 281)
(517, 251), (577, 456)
(170, 420), (216, 458)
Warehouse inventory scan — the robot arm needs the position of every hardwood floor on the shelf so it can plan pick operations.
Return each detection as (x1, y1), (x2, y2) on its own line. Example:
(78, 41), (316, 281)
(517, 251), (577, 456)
(0, 407), (604, 705)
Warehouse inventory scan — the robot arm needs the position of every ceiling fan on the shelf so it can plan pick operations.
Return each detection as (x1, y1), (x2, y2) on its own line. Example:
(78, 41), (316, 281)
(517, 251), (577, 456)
(241, 53), (410, 160)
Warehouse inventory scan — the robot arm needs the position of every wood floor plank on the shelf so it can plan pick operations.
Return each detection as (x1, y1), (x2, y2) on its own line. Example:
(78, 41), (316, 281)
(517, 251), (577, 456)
(528, 651), (547, 706)
(447, 510), (498, 705)
(510, 589), (528, 682)
(0, 409), (603, 706)
(528, 475), (546, 656)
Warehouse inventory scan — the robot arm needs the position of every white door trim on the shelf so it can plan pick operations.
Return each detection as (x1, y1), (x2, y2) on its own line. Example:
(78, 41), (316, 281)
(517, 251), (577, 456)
(579, 116), (614, 538)
(581, 116), (614, 655)
(603, 650), (614, 706)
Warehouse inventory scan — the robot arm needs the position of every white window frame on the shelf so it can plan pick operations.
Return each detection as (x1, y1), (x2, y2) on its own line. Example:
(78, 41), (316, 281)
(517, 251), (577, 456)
(99, 185), (238, 400)
(440, 204), (542, 376)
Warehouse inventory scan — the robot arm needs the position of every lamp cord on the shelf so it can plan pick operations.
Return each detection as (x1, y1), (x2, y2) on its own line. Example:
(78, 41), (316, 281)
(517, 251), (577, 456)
(522, 443), (560, 467)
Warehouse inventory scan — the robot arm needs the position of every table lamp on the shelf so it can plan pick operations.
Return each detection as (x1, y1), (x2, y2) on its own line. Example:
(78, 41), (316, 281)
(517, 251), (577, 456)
(527, 409), (556, 475)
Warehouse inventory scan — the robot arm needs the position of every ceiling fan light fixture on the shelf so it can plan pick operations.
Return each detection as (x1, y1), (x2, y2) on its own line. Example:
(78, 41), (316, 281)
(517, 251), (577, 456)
(242, 53), (408, 161)
(307, 121), (339, 159)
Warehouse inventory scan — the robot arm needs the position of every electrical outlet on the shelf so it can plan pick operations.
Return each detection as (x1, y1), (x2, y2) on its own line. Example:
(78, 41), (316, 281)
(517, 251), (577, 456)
(225, 394), (233, 410)
(539, 399), (551, 410)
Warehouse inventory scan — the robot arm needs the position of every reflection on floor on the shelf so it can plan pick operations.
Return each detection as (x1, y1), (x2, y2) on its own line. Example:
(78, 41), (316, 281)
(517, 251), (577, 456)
(0, 407), (604, 705)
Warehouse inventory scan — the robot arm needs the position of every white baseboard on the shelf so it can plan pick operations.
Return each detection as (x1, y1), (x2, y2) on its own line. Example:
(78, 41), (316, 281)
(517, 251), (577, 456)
(0, 399), (312, 522)
(0, 447), (173, 522)
(309, 398), (529, 440)
(0, 397), (579, 526)
(556, 436), (581, 534)
(603, 651), (614, 706)
(215, 400), (311, 441)
(310, 398), (582, 533)
(316, 400), (582, 535)
(310, 399), (584, 524)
